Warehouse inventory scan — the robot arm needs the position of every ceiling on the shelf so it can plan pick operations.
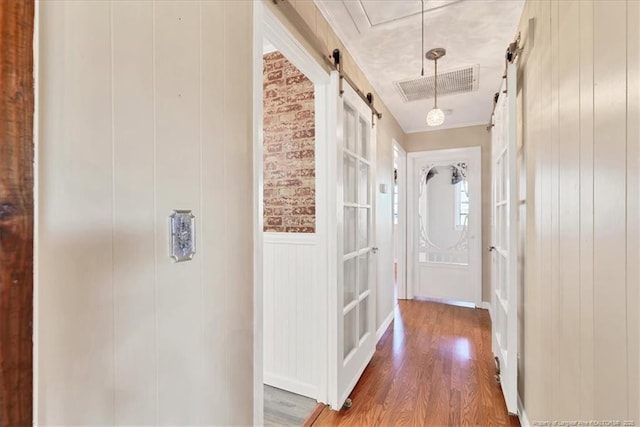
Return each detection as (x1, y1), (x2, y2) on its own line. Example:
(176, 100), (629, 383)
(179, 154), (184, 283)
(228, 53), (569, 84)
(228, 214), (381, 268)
(314, 0), (525, 133)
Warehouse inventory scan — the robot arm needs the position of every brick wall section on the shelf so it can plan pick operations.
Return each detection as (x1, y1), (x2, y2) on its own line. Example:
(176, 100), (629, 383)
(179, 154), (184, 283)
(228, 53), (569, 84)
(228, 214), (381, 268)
(263, 51), (315, 233)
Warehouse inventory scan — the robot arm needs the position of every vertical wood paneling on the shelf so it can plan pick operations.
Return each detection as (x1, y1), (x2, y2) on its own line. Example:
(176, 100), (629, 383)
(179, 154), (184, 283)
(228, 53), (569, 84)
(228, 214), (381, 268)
(518, 0), (638, 423)
(40, 1), (115, 424)
(578, 0), (595, 419)
(556, 0), (581, 418)
(593, 0), (628, 418)
(200, 1), (229, 424)
(111, 2), (156, 424)
(37, 1), (254, 425)
(263, 236), (319, 399)
(223, 3), (254, 425)
(154, 2), (202, 423)
(626, 1), (640, 422)
(548, 1), (561, 418)
(538, 0), (553, 418)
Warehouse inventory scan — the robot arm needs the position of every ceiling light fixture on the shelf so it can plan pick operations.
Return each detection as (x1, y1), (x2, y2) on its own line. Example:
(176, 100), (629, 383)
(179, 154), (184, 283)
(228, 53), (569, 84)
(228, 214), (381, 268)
(426, 47), (446, 127)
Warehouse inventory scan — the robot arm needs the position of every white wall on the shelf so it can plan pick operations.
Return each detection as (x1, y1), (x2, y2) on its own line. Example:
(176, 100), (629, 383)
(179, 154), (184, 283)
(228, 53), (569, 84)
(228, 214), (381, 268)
(36, 1), (254, 425)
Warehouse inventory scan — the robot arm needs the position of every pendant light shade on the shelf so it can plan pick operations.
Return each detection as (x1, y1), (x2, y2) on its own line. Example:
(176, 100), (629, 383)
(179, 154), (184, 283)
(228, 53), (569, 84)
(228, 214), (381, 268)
(426, 48), (446, 127)
(426, 107), (445, 126)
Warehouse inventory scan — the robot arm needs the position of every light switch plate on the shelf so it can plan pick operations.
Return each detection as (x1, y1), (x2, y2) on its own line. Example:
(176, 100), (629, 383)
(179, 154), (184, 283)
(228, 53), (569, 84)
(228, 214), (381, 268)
(169, 210), (196, 262)
(379, 183), (388, 194)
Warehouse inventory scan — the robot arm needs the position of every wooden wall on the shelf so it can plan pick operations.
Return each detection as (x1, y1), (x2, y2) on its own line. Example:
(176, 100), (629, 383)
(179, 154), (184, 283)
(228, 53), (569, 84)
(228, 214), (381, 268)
(517, 0), (639, 423)
(36, 1), (254, 425)
(0, 1), (34, 426)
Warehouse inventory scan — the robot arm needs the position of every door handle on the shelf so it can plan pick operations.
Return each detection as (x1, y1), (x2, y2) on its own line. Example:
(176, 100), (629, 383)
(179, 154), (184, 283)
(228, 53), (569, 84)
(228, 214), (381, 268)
(372, 247), (379, 254)
(488, 246), (496, 252)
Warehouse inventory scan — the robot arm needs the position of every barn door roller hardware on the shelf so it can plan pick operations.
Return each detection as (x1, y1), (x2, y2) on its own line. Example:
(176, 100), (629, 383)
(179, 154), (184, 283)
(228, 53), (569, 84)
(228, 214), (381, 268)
(486, 33), (521, 131)
(270, 0), (382, 123)
(332, 49), (383, 125)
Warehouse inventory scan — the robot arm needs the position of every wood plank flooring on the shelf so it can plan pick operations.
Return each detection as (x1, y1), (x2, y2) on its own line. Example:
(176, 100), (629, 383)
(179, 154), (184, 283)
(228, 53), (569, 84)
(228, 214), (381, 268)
(311, 300), (520, 427)
(264, 385), (318, 426)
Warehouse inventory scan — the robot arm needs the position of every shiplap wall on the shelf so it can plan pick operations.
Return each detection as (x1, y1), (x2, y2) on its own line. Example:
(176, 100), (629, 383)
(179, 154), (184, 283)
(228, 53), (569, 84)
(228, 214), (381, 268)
(517, 0), (639, 423)
(36, 1), (254, 425)
(263, 233), (319, 399)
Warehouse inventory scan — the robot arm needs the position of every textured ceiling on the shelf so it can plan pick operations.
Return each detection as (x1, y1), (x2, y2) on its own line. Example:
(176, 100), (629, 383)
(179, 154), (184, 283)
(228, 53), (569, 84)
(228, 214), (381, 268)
(314, 0), (525, 133)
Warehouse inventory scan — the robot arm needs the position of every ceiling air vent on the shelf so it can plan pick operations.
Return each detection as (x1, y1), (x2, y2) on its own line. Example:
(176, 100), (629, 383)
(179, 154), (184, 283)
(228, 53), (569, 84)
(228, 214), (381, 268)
(394, 64), (480, 102)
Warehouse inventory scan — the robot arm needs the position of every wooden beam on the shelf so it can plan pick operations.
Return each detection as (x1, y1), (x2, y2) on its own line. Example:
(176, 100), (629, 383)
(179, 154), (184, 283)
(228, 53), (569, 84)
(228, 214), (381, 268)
(0, 0), (35, 425)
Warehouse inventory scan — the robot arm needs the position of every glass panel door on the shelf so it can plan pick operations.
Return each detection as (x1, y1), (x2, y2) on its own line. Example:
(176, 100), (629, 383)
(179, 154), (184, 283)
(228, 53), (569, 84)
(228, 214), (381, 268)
(333, 80), (376, 410)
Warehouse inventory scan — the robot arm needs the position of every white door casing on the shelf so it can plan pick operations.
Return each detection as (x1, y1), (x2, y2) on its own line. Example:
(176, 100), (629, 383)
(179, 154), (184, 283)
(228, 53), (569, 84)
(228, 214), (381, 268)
(491, 63), (518, 414)
(407, 147), (482, 305)
(329, 77), (377, 410)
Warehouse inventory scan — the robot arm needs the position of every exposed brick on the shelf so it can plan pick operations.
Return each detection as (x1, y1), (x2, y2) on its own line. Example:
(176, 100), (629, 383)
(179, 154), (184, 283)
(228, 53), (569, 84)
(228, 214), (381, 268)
(285, 226), (314, 233)
(293, 129), (314, 139)
(295, 110), (313, 120)
(266, 217), (283, 226)
(286, 74), (307, 85)
(295, 187), (315, 197)
(264, 51), (315, 233)
(292, 207), (315, 215)
(283, 216), (300, 226)
(267, 70), (283, 81)
(266, 143), (282, 153)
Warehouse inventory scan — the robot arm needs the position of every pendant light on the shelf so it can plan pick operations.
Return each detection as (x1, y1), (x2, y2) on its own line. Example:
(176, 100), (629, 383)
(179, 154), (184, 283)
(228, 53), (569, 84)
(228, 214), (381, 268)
(426, 47), (446, 126)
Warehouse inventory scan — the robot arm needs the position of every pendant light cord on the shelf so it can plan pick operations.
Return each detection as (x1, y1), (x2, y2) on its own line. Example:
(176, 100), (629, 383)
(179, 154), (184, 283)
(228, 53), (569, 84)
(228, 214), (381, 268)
(421, 0), (424, 76)
(434, 57), (438, 108)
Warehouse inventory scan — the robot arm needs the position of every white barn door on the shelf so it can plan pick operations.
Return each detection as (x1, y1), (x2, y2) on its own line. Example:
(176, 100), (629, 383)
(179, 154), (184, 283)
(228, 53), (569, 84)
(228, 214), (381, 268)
(491, 63), (518, 414)
(329, 78), (377, 411)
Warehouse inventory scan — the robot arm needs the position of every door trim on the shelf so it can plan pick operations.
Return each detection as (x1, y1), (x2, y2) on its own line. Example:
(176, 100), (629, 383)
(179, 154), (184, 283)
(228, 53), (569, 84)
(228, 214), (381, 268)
(0, 0), (35, 425)
(253, 2), (333, 422)
(407, 147), (482, 305)
(393, 141), (407, 300)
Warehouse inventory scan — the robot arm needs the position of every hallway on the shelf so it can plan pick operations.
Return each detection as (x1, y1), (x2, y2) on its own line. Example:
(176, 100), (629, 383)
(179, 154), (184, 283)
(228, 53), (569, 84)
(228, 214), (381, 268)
(311, 300), (520, 426)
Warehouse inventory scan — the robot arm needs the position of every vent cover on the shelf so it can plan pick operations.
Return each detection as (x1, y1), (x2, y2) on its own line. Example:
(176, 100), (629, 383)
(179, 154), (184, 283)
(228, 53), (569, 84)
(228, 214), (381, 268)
(394, 65), (480, 102)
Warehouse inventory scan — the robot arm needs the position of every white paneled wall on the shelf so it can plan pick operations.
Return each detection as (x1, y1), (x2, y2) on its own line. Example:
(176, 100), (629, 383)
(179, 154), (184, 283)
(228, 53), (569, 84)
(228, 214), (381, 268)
(517, 0), (639, 423)
(36, 1), (254, 425)
(263, 233), (319, 399)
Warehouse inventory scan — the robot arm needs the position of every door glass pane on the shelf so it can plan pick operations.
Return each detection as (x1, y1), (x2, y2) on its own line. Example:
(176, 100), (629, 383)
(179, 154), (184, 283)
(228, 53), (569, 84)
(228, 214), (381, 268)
(359, 117), (368, 159)
(344, 104), (356, 153)
(358, 298), (368, 341)
(418, 163), (470, 266)
(358, 253), (369, 295)
(344, 154), (357, 203)
(357, 208), (368, 250)
(344, 257), (356, 306)
(358, 162), (369, 205)
(344, 207), (356, 254)
(344, 308), (356, 359)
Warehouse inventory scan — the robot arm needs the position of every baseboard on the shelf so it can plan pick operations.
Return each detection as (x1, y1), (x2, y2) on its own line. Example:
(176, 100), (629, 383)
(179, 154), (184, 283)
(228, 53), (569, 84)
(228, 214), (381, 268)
(264, 372), (317, 400)
(478, 301), (492, 320)
(376, 310), (395, 342)
(518, 395), (530, 427)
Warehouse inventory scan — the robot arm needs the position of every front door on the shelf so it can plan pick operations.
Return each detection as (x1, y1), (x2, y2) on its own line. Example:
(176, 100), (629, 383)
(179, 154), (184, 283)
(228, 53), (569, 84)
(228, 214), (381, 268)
(409, 147), (482, 305)
(332, 79), (376, 410)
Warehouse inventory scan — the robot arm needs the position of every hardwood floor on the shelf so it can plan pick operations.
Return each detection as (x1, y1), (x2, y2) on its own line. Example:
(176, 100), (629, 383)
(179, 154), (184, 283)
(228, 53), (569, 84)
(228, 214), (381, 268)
(311, 300), (520, 427)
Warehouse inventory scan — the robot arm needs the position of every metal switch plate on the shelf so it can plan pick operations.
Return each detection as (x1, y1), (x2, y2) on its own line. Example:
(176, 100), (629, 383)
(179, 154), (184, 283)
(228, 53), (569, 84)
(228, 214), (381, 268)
(169, 210), (196, 262)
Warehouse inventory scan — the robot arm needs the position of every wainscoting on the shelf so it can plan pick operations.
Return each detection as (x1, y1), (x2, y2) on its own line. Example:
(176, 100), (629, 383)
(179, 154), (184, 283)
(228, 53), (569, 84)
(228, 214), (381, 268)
(263, 232), (320, 399)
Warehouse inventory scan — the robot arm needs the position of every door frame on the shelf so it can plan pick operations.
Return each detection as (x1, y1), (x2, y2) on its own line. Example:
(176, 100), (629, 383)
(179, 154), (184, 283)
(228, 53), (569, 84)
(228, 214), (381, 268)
(0, 1), (35, 425)
(407, 146), (482, 305)
(393, 140), (407, 300)
(253, 2), (334, 422)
